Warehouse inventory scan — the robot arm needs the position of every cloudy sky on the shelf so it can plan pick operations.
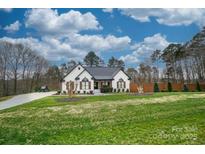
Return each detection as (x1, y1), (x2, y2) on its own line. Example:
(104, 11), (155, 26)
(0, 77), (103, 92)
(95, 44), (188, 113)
(0, 8), (203, 67)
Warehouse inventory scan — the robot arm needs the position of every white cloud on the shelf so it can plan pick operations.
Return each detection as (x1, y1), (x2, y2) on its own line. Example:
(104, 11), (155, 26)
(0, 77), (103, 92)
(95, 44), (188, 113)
(119, 8), (205, 27)
(0, 33), (131, 62)
(120, 54), (139, 63)
(4, 21), (21, 33)
(25, 9), (102, 36)
(0, 9), (132, 63)
(0, 8), (12, 13)
(120, 33), (170, 64)
(68, 33), (131, 52)
(102, 8), (113, 13)
(0, 36), (85, 62)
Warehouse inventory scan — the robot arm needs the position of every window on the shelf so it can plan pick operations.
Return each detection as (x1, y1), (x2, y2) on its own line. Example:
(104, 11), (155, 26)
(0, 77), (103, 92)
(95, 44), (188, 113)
(82, 77), (89, 90)
(78, 67), (81, 70)
(102, 81), (108, 86)
(117, 78), (125, 88)
(82, 81), (89, 90)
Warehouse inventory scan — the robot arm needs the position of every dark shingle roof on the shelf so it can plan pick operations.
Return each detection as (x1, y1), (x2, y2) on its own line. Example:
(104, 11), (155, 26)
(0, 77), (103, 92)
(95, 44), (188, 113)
(63, 64), (130, 81)
(84, 67), (121, 80)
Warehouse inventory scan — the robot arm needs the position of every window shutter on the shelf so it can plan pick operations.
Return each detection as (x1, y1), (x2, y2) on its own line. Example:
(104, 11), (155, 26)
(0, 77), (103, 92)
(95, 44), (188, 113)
(80, 82), (82, 90)
(117, 82), (119, 88)
(89, 81), (91, 89)
(124, 81), (126, 88)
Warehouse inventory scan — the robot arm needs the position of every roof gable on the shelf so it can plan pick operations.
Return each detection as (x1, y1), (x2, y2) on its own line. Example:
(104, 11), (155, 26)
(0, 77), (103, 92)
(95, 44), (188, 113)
(62, 64), (84, 80)
(112, 69), (131, 80)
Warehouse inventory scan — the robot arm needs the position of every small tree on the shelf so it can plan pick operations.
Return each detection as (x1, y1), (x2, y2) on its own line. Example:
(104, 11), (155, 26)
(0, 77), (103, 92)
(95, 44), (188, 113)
(154, 82), (160, 92)
(183, 84), (189, 92)
(168, 82), (172, 92)
(196, 81), (201, 92)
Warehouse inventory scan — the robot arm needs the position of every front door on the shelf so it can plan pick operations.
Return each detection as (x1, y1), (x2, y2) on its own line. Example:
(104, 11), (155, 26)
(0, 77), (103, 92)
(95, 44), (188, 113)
(94, 82), (98, 89)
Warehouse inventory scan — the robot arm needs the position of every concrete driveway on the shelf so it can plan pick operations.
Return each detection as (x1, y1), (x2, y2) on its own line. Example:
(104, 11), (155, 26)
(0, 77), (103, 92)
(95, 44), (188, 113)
(0, 91), (56, 110)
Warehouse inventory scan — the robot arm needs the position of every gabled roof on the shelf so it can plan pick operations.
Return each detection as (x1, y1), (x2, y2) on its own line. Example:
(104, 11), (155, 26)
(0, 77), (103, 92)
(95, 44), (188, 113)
(84, 67), (121, 80)
(62, 63), (83, 80)
(64, 64), (130, 80)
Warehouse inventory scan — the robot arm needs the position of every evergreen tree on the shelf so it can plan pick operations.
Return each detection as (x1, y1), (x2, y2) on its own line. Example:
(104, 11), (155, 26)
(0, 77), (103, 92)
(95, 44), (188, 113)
(196, 81), (201, 92)
(84, 51), (101, 67)
(183, 84), (189, 92)
(108, 56), (125, 70)
(154, 82), (160, 92)
(168, 82), (172, 92)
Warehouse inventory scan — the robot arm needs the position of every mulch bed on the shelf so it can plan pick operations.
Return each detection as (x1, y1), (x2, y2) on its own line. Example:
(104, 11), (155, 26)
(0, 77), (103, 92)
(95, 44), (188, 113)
(55, 97), (86, 103)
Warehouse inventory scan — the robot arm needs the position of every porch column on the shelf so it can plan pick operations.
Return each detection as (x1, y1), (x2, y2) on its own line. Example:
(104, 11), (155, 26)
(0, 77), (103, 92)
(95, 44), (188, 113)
(99, 81), (102, 89)
(110, 81), (112, 88)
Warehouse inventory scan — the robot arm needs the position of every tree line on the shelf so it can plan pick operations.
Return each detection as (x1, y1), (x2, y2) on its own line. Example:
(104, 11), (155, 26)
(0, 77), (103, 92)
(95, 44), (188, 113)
(1, 27), (205, 96)
(0, 41), (48, 96)
(58, 51), (125, 77)
(0, 42), (125, 96)
(127, 27), (205, 85)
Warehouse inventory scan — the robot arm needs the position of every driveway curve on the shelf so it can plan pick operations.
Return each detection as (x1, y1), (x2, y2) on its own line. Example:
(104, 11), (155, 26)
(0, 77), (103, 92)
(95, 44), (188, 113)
(0, 91), (56, 110)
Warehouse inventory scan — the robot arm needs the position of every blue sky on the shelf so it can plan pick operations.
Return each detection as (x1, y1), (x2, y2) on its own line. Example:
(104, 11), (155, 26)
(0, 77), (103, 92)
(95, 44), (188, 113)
(0, 8), (202, 67)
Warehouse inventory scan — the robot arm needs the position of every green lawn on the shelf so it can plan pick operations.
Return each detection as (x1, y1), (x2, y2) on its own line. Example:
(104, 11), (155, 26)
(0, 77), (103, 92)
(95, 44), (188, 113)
(0, 92), (205, 144)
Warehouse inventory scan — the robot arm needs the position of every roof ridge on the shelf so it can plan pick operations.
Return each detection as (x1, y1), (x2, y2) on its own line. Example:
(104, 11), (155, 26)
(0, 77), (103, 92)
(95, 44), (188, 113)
(84, 66), (121, 68)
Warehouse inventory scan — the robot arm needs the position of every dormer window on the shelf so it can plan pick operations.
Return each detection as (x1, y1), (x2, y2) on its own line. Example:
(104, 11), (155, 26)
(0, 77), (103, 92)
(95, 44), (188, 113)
(78, 67), (81, 70)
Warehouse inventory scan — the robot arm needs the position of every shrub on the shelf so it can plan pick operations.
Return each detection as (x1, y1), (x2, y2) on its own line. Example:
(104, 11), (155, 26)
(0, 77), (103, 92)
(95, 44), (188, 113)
(126, 89), (129, 93)
(63, 91), (66, 95)
(168, 82), (172, 92)
(90, 90), (93, 94)
(154, 82), (160, 92)
(100, 85), (113, 93)
(83, 91), (86, 94)
(113, 89), (116, 93)
(196, 81), (201, 92)
(34, 87), (41, 92)
(117, 89), (121, 93)
(122, 89), (125, 92)
(183, 85), (189, 92)
(77, 91), (80, 94)
(57, 90), (61, 95)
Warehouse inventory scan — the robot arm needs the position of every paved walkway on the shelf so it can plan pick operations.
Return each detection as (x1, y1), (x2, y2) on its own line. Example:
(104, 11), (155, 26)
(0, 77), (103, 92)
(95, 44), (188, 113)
(0, 91), (56, 110)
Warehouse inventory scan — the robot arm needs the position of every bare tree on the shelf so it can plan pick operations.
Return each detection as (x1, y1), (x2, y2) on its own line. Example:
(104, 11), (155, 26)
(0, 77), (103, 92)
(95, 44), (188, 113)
(0, 41), (48, 96)
(0, 41), (12, 96)
(8, 44), (23, 94)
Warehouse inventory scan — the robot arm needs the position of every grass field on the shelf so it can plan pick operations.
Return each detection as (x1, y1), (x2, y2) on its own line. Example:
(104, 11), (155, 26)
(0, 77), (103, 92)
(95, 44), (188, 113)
(0, 92), (205, 144)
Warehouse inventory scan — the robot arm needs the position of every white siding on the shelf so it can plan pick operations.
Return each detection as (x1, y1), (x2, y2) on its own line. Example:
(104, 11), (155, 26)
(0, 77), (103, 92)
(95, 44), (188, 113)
(61, 65), (84, 93)
(62, 65), (130, 94)
(77, 70), (94, 93)
(112, 70), (130, 92)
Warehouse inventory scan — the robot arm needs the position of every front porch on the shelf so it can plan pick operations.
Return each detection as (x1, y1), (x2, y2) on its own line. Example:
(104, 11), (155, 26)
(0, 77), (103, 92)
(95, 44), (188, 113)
(94, 80), (112, 90)
(94, 80), (113, 93)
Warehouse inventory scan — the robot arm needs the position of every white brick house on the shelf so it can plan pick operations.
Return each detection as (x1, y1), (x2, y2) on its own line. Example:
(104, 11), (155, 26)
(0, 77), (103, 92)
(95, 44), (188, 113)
(61, 64), (130, 94)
